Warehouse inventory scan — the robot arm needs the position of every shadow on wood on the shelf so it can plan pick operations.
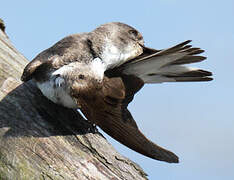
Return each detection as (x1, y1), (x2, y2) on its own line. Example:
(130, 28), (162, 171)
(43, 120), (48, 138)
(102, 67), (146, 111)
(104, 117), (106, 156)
(0, 79), (95, 138)
(0, 19), (147, 179)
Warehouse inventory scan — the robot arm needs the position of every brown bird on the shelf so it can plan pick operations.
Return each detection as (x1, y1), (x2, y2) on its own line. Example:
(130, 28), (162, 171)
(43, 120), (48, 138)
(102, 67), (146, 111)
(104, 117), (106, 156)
(21, 22), (212, 163)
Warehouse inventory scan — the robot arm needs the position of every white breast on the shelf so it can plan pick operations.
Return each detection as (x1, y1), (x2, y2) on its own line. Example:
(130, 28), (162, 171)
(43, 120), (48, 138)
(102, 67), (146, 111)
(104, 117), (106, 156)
(90, 58), (105, 80)
(36, 76), (77, 109)
(36, 61), (106, 109)
(101, 43), (122, 69)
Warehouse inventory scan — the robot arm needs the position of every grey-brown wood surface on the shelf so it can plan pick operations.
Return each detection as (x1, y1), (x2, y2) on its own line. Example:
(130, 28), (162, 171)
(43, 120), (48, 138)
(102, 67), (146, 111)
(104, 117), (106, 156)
(0, 19), (147, 180)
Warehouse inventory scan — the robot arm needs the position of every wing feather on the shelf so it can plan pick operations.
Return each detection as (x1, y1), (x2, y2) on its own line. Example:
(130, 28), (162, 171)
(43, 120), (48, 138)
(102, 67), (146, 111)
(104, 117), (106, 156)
(77, 76), (179, 163)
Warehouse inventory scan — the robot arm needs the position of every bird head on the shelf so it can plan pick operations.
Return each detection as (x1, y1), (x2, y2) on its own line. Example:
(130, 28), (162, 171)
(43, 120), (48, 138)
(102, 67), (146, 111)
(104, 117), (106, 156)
(89, 22), (145, 65)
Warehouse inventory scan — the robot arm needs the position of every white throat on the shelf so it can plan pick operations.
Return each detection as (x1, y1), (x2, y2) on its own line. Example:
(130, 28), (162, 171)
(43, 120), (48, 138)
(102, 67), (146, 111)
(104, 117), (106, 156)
(101, 39), (143, 69)
(36, 59), (106, 109)
(90, 58), (106, 80)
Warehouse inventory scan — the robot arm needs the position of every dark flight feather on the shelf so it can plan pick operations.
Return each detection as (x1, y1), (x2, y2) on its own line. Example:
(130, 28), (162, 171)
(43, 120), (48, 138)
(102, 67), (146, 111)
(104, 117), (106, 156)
(114, 40), (213, 83)
(73, 76), (179, 163)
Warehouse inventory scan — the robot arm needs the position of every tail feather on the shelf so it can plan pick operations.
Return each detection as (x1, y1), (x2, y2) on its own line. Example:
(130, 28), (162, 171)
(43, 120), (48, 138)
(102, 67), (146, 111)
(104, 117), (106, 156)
(165, 69), (213, 82)
(158, 40), (192, 55)
(122, 40), (213, 83)
(171, 56), (206, 65)
(175, 69), (212, 77)
(172, 77), (213, 82)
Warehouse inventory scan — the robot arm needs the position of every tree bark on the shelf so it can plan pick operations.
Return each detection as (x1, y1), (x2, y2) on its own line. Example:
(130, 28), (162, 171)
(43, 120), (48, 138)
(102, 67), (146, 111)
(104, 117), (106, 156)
(0, 19), (148, 180)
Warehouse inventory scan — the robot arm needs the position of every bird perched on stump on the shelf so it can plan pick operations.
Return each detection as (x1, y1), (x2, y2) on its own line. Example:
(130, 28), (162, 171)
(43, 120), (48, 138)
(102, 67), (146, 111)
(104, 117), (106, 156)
(21, 22), (212, 163)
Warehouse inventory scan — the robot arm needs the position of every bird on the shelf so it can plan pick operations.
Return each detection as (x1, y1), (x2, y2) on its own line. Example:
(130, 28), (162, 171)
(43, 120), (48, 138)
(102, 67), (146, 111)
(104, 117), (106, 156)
(21, 22), (212, 163)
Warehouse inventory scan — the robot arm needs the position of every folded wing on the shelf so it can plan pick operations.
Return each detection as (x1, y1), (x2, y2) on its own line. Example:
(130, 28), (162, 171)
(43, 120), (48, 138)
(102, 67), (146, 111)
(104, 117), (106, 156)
(76, 75), (179, 163)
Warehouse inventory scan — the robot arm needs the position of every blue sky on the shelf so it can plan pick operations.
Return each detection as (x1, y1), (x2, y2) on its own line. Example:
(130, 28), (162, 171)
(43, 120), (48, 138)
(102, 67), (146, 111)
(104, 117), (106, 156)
(1, 0), (234, 179)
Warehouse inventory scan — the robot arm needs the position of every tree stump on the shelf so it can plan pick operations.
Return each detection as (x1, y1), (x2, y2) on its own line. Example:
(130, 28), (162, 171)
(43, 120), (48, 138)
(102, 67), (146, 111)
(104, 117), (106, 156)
(0, 19), (147, 180)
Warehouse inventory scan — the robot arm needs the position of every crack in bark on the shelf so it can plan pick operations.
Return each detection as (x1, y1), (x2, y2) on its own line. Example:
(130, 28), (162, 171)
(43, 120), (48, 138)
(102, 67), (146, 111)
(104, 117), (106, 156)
(115, 156), (148, 179)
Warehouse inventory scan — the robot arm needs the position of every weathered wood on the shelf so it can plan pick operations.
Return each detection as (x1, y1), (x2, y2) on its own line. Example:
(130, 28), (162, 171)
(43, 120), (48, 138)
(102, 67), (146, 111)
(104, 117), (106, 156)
(0, 19), (147, 180)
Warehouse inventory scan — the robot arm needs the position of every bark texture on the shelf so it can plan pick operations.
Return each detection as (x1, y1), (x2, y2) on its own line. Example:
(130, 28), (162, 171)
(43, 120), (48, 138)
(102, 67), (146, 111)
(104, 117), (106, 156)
(0, 19), (148, 180)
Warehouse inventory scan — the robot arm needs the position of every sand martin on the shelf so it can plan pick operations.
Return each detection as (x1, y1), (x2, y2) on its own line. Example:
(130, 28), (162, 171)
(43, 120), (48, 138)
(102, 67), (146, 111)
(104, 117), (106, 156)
(21, 22), (212, 163)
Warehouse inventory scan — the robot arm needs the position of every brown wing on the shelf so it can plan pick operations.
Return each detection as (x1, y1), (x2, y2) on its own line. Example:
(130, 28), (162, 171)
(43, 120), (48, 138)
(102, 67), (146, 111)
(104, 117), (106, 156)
(21, 33), (92, 82)
(21, 52), (47, 82)
(77, 75), (179, 163)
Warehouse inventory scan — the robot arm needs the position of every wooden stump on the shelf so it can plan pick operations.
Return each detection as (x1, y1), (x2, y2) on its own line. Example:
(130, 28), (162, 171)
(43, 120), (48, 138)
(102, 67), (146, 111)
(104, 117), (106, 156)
(0, 19), (147, 180)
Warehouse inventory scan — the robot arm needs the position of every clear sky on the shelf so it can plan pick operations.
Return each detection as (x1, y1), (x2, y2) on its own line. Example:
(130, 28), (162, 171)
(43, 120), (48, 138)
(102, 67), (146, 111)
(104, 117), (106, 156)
(1, 0), (234, 179)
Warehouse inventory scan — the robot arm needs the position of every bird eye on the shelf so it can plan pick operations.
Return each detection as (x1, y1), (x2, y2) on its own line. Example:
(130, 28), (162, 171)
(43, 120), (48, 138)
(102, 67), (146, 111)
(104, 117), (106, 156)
(79, 74), (85, 79)
(128, 29), (138, 37)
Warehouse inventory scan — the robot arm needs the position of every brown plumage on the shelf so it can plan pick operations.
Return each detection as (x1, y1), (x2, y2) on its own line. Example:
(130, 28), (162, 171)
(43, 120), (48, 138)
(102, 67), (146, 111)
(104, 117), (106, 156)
(70, 73), (179, 163)
(21, 22), (213, 163)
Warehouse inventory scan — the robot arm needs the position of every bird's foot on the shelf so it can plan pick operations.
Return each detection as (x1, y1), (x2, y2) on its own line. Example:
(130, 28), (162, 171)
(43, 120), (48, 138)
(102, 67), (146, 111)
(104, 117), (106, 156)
(87, 121), (98, 134)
